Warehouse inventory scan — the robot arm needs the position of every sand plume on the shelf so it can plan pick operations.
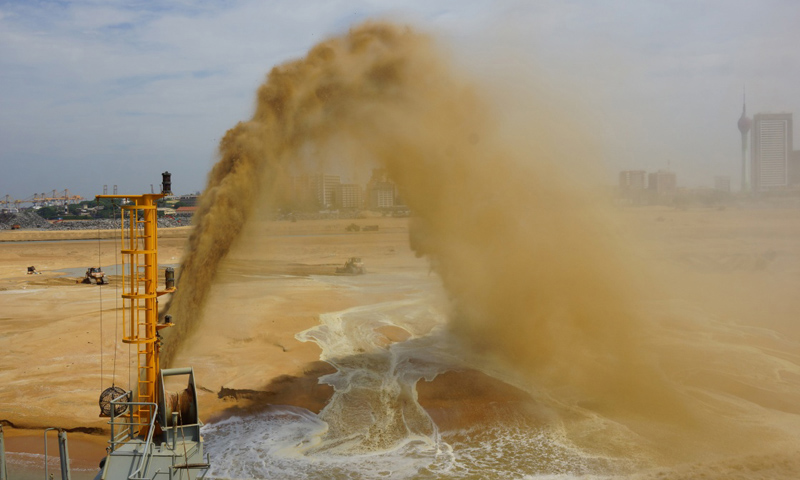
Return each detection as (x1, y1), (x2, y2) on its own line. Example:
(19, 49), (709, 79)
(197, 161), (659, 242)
(163, 20), (673, 414)
(160, 21), (800, 470)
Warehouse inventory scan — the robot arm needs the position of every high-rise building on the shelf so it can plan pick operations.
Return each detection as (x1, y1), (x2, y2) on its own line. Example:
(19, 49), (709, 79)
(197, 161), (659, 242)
(312, 174), (341, 208)
(619, 170), (646, 203)
(751, 113), (793, 192)
(369, 184), (395, 208)
(619, 170), (646, 191)
(648, 170), (677, 195)
(335, 184), (363, 209)
(791, 150), (800, 187)
(291, 174), (341, 209)
(366, 168), (396, 209)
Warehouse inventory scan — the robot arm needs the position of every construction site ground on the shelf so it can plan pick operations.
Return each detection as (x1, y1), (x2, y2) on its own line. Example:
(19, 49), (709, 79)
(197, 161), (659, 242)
(3, 208), (800, 471)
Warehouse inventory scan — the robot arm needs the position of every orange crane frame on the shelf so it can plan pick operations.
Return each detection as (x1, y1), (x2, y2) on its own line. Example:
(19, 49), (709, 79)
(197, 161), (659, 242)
(96, 193), (174, 435)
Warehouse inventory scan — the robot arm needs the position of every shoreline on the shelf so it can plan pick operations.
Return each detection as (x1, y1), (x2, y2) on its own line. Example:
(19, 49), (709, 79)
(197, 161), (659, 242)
(0, 226), (194, 242)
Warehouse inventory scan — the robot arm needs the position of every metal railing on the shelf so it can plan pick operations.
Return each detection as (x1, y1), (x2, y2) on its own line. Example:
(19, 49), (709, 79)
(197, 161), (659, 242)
(107, 390), (159, 480)
(43, 428), (71, 480)
(144, 453), (211, 480)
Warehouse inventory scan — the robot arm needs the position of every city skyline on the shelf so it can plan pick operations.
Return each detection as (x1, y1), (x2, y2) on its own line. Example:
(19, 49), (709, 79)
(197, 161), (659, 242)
(1, 1), (799, 200)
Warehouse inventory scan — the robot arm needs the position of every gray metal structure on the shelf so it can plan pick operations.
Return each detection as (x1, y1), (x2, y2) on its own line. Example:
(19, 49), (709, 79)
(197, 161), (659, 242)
(93, 367), (210, 480)
(44, 427), (72, 480)
(0, 424), (7, 480)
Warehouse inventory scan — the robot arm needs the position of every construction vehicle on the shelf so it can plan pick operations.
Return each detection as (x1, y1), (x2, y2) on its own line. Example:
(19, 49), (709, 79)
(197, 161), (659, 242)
(10, 224), (20, 230)
(336, 257), (366, 274)
(82, 266), (108, 285)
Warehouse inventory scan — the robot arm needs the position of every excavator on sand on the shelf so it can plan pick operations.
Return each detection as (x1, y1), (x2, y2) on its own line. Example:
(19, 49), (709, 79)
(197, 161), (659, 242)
(336, 257), (366, 275)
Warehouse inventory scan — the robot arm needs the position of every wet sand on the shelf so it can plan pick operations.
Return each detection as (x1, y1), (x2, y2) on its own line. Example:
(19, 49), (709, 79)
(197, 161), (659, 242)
(2, 208), (800, 477)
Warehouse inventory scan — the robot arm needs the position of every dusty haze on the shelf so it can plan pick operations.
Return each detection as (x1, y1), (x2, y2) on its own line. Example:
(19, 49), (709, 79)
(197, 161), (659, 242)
(162, 21), (800, 474)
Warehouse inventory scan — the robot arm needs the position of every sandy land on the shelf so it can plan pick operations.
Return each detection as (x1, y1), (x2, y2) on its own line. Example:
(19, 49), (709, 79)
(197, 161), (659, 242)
(2, 207), (800, 473)
(0, 218), (436, 464)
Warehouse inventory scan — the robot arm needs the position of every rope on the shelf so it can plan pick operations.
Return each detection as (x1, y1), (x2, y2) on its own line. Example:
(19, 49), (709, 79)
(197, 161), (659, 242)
(98, 228), (103, 392)
(112, 201), (120, 386)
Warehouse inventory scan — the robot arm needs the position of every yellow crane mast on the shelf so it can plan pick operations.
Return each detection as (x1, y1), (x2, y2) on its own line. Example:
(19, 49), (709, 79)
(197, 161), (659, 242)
(96, 174), (174, 435)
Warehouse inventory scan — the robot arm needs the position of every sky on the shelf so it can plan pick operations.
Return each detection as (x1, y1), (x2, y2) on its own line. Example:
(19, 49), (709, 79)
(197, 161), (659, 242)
(1, 0), (798, 200)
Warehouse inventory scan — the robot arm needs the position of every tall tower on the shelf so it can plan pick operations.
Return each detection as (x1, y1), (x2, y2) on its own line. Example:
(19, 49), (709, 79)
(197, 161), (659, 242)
(737, 89), (751, 192)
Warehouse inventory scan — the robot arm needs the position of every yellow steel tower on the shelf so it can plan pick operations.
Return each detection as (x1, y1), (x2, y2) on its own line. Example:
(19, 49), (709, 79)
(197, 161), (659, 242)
(97, 176), (174, 436)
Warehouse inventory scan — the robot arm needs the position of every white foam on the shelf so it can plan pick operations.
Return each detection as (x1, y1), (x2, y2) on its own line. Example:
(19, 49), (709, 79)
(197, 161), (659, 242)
(203, 296), (625, 479)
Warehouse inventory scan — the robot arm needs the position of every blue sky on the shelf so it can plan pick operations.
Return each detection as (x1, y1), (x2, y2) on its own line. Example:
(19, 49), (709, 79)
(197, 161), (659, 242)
(1, 0), (798, 199)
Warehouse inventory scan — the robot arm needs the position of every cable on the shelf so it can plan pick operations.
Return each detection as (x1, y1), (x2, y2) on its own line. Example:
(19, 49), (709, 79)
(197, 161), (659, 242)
(112, 201), (120, 386)
(98, 227), (103, 392)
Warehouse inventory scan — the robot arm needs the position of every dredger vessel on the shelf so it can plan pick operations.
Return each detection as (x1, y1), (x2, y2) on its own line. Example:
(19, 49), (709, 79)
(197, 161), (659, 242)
(0, 174), (212, 479)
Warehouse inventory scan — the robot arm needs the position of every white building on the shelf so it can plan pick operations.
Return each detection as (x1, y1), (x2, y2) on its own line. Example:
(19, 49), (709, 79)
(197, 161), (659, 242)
(752, 113), (793, 191)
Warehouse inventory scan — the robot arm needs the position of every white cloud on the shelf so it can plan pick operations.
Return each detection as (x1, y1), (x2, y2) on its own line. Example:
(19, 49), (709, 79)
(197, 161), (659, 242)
(0, 0), (798, 197)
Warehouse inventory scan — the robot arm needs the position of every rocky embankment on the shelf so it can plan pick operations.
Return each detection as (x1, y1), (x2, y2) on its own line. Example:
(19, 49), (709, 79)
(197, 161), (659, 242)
(0, 210), (191, 230)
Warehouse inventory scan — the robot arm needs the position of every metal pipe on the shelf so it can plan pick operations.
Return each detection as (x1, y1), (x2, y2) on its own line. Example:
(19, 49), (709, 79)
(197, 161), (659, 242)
(0, 424), (7, 480)
(109, 397), (116, 453)
(128, 391), (135, 440)
(57, 431), (71, 480)
(161, 367), (192, 376)
(44, 428), (58, 480)
(171, 412), (178, 450)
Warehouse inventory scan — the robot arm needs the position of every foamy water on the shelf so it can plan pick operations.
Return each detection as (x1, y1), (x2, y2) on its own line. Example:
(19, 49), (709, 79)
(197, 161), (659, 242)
(202, 293), (638, 479)
(200, 284), (800, 480)
(202, 406), (633, 479)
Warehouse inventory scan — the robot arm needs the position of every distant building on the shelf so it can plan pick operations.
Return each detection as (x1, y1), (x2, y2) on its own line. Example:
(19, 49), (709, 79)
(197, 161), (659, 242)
(751, 113), (792, 192)
(369, 184), (395, 208)
(648, 170), (677, 195)
(619, 170), (647, 204)
(714, 175), (731, 193)
(178, 195), (199, 206)
(335, 184), (363, 209)
(291, 174), (341, 209)
(310, 174), (341, 208)
(790, 150), (800, 187)
(619, 170), (646, 191)
(366, 168), (396, 209)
